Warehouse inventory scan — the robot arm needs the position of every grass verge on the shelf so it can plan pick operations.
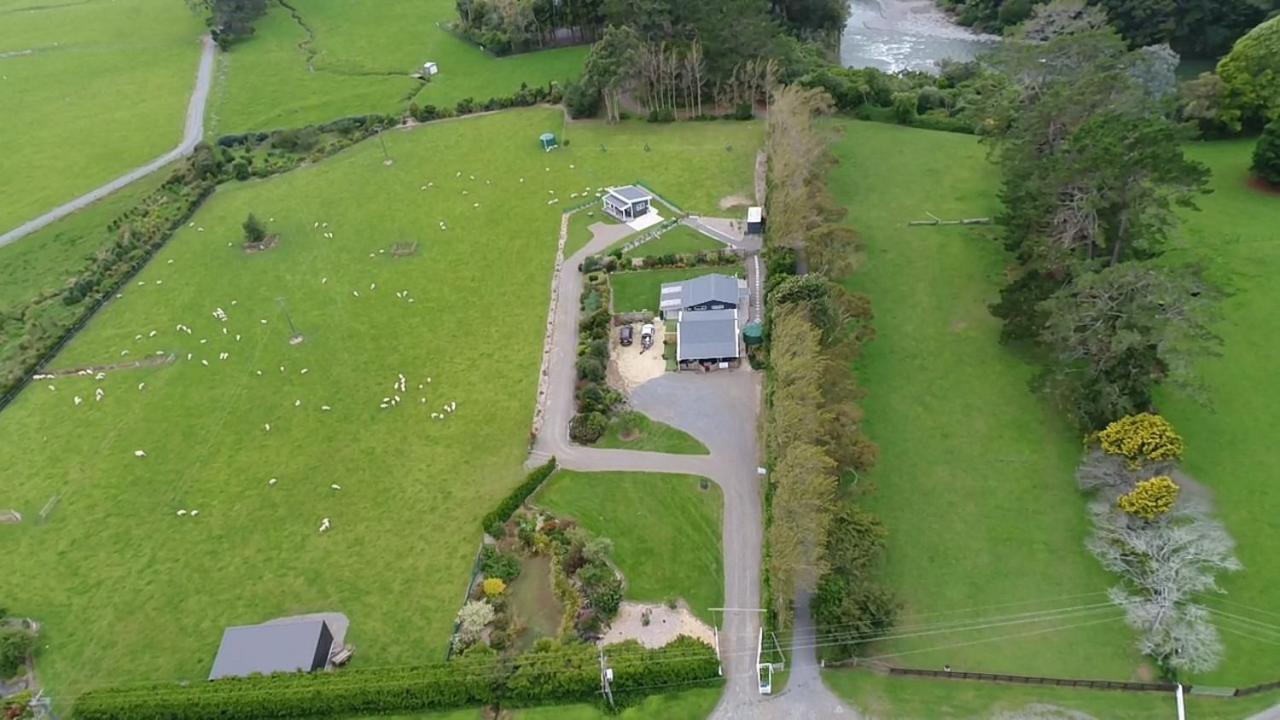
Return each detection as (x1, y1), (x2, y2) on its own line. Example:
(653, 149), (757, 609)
(610, 267), (744, 315)
(596, 411), (710, 455)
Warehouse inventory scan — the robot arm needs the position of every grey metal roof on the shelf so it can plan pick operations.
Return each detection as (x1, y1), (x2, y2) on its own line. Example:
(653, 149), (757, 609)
(678, 309), (740, 361)
(667, 273), (742, 311)
(209, 619), (331, 680)
(607, 185), (652, 203)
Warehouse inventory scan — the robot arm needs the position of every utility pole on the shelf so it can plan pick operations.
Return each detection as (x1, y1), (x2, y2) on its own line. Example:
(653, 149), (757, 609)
(277, 297), (303, 343)
(376, 126), (392, 165)
(598, 646), (614, 710)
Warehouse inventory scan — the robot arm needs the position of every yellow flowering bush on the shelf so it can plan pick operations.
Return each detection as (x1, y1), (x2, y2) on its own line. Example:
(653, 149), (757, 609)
(482, 577), (506, 598)
(1118, 476), (1180, 520)
(1097, 413), (1184, 467)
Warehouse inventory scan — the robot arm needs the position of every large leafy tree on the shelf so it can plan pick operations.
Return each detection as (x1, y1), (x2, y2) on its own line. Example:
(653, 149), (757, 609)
(1254, 119), (1280, 185)
(1217, 14), (1280, 131)
(1037, 263), (1220, 429)
(582, 25), (642, 122)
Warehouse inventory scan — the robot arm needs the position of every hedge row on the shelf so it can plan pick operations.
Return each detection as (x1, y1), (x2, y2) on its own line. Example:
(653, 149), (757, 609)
(73, 658), (502, 720)
(74, 638), (719, 718)
(482, 458), (557, 537)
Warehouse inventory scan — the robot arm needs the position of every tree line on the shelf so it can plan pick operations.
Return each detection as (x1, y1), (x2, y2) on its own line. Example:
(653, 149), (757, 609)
(938, 0), (1278, 58)
(194, 0), (269, 49)
(761, 86), (896, 658)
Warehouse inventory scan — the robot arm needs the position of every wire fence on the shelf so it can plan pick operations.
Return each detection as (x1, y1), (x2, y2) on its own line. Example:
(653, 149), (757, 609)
(886, 666), (1180, 693)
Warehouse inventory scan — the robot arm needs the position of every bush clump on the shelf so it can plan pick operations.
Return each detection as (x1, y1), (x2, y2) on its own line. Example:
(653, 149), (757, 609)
(1118, 475), (1181, 521)
(1096, 413), (1185, 467)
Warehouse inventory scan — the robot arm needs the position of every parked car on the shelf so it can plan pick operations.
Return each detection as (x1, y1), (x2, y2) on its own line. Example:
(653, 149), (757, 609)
(640, 323), (655, 350)
(619, 325), (634, 346)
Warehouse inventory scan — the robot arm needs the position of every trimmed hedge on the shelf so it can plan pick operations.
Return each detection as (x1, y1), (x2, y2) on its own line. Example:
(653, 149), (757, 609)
(73, 657), (502, 720)
(74, 638), (721, 718)
(482, 458), (557, 537)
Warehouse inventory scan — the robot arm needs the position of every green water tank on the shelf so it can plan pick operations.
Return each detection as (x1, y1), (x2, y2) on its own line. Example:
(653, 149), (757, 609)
(743, 322), (764, 347)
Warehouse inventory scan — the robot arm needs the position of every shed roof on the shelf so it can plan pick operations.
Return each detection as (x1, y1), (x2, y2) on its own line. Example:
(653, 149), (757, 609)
(606, 185), (652, 204)
(661, 273), (742, 312)
(209, 619), (332, 680)
(747, 206), (763, 223)
(677, 309), (740, 361)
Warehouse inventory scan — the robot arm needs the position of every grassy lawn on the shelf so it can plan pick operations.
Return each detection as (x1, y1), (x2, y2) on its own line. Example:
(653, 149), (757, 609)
(610, 267), (745, 314)
(619, 225), (725, 259)
(534, 471), (722, 624)
(824, 671), (1280, 719)
(1156, 139), (1280, 686)
(596, 411), (709, 455)
(206, 0), (588, 134)
(566, 209), (622, 257)
(0, 109), (759, 700)
(0, 0), (204, 233)
(829, 120), (1140, 678)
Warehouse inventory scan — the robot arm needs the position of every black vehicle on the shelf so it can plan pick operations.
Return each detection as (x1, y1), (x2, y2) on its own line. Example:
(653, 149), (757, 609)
(619, 325), (634, 346)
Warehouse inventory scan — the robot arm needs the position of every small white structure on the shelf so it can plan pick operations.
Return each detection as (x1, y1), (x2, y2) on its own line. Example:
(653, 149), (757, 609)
(421, 61), (439, 77)
(746, 206), (764, 235)
(602, 185), (653, 222)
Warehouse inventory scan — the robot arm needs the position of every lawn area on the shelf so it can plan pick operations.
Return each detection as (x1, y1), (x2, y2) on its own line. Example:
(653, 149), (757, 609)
(596, 411), (709, 455)
(534, 471), (722, 624)
(0, 0), (204, 234)
(824, 670), (1280, 719)
(1157, 139), (1280, 686)
(618, 225), (725, 259)
(0, 109), (759, 701)
(610, 267), (745, 314)
(205, 0), (587, 134)
(829, 120), (1140, 678)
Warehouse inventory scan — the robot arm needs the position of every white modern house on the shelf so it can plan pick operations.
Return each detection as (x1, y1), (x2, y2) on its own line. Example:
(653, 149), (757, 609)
(602, 185), (652, 222)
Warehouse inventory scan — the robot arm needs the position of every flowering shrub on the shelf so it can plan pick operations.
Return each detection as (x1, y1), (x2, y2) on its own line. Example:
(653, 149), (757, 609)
(1096, 413), (1184, 467)
(1118, 476), (1181, 521)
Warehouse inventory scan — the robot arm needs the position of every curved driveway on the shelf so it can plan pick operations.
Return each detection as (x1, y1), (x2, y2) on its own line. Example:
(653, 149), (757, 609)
(0, 34), (217, 248)
(531, 225), (858, 718)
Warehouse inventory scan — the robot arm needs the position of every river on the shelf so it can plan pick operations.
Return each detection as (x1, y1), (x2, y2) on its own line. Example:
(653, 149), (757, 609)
(840, 0), (998, 73)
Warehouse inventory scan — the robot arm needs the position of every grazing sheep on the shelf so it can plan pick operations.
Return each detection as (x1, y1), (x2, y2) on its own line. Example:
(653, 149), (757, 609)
(255, 370), (263, 376)
(135, 334), (143, 340)
(300, 368), (309, 374)
(264, 423), (271, 432)
(120, 350), (130, 357)
(370, 283), (377, 290)
(74, 396), (83, 406)
(95, 372), (106, 380)
(134, 450), (147, 458)
(294, 400), (302, 407)
(47, 384), (55, 391)
(177, 509), (187, 516)
(155, 280), (163, 286)
(322, 277), (328, 284)
(187, 353), (193, 360)
(201, 360), (209, 366)
(260, 319), (268, 324)
(190, 510), (200, 517)
(269, 478), (278, 486)
(321, 405), (331, 411)
(331, 484), (341, 490)
(352, 291), (360, 297)
(380, 403), (389, 409)
(138, 383), (146, 391)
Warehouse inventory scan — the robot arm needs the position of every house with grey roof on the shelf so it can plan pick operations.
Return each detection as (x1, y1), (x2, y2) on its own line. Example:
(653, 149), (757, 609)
(659, 273), (748, 320)
(675, 309), (742, 367)
(209, 618), (334, 680)
(602, 185), (653, 222)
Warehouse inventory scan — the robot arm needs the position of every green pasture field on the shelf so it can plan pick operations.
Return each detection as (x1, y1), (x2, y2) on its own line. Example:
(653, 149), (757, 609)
(0, 109), (760, 700)
(1158, 139), (1280, 686)
(824, 671), (1280, 719)
(597, 411), (710, 455)
(206, 0), (588, 135)
(618, 225), (725, 259)
(534, 471), (723, 624)
(0, 0), (203, 233)
(610, 267), (746, 315)
(829, 120), (1141, 678)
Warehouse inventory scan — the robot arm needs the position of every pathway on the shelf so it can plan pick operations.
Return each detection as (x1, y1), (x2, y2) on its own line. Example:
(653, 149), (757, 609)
(0, 34), (217, 248)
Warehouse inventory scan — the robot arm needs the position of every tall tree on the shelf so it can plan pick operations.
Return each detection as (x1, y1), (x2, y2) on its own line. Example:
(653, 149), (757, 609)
(582, 25), (642, 122)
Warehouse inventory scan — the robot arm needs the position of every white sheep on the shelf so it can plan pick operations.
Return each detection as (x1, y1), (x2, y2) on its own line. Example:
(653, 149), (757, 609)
(190, 510), (200, 517)
(279, 366), (285, 373)
(177, 509), (187, 516)
(294, 400), (302, 407)
(138, 383), (146, 391)
(352, 291), (360, 297)
(201, 360), (209, 366)
(331, 484), (341, 490)
(120, 350), (130, 357)
(321, 405), (332, 412)
(264, 423), (271, 432)
(134, 450), (147, 458)
(47, 384), (55, 391)
(300, 368), (309, 375)
(322, 277), (328, 284)
(269, 477), (278, 486)
(74, 396), (83, 406)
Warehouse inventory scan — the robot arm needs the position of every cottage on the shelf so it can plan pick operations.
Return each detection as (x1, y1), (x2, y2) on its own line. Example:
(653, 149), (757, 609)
(658, 273), (748, 320)
(675, 309), (742, 367)
(209, 619), (334, 680)
(602, 185), (653, 222)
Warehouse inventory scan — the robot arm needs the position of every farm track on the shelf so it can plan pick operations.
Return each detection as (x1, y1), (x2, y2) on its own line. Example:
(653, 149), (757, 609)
(530, 215), (857, 718)
(0, 34), (216, 248)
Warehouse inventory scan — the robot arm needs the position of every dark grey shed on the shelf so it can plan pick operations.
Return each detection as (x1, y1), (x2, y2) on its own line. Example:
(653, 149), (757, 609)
(209, 619), (334, 680)
(676, 309), (741, 363)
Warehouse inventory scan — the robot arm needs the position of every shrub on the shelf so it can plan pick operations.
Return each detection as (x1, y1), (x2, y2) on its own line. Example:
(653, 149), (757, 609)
(1118, 476), (1181, 521)
(569, 412), (608, 444)
(1217, 15), (1280, 130)
(1253, 119), (1280, 185)
(480, 547), (522, 582)
(242, 213), (266, 244)
(575, 356), (605, 382)
(563, 81), (600, 118)
(1096, 413), (1185, 467)
(732, 102), (754, 120)
(646, 107), (675, 123)
(480, 458), (557, 536)
(231, 158), (250, 181)
(482, 578), (507, 598)
(578, 561), (622, 617)
(454, 600), (495, 651)
(0, 627), (35, 677)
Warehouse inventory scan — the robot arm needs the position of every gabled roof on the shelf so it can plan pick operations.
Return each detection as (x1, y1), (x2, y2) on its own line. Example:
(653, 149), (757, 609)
(660, 273), (742, 313)
(677, 309), (740, 361)
(209, 619), (332, 680)
(606, 185), (652, 204)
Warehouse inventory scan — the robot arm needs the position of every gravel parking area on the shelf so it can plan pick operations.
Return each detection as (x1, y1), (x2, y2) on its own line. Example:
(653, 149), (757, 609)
(601, 601), (715, 649)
